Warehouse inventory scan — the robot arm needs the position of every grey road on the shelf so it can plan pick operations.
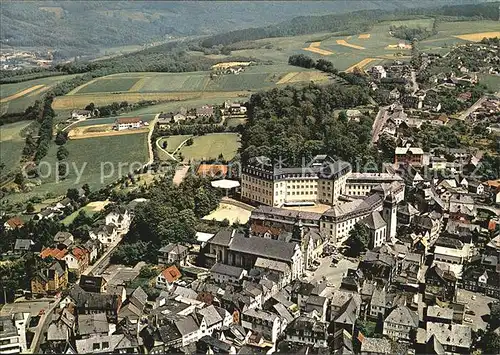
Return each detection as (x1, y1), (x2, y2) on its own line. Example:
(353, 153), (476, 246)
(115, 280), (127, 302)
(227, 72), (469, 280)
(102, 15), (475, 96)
(371, 106), (390, 145)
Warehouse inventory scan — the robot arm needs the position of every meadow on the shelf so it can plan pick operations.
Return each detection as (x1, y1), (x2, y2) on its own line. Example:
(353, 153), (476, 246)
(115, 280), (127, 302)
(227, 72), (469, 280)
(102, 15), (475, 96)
(11, 133), (151, 201)
(76, 77), (141, 94)
(0, 121), (32, 177)
(158, 135), (192, 154)
(178, 133), (240, 161)
(0, 74), (79, 115)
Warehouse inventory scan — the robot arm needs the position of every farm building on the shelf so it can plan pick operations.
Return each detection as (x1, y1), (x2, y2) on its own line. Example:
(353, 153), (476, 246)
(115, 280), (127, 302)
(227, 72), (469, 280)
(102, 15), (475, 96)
(71, 110), (93, 120)
(115, 117), (143, 131)
(196, 105), (214, 118)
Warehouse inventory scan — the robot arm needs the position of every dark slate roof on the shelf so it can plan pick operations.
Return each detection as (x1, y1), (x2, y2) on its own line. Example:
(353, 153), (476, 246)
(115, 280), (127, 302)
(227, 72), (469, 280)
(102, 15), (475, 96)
(129, 286), (148, 309)
(77, 313), (108, 336)
(229, 234), (297, 262)
(79, 275), (105, 291)
(210, 263), (245, 278)
(198, 335), (233, 352)
(361, 211), (387, 230)
(385, 305), (418, 328)
(210, 229), (236, 247)
(69, 285), (119, 310)
(175, 314), (199, 336)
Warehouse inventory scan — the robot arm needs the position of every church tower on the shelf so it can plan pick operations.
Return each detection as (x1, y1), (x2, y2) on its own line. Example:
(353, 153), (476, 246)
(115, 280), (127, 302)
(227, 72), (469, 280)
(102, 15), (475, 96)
(383, 193), (397, 242)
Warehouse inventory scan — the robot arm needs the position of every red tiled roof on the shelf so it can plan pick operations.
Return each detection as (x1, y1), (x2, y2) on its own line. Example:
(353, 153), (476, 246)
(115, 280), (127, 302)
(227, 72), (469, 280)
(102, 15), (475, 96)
(116, 117), (141, 124)
(161, 265), (182, 283)
(71, 247), (88, 261)
(5, 216), (24, 229)
(40, 247), (68, 260)
(251, 223), (282, 237)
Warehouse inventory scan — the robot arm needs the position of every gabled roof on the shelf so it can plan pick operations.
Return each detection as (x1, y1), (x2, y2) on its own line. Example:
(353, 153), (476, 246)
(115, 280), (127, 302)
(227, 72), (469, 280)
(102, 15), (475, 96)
(77, 312), (109, 336)
(5, 216), (24, 229)
(228, 234), (298, 262)
(361, 211), (387, 230)
(210, 262), (246, 278)
(385, 305), (418, 328)
(198, 305), (223, 327)
(41, 247), (68, 260)
(161, 265), (182, 283)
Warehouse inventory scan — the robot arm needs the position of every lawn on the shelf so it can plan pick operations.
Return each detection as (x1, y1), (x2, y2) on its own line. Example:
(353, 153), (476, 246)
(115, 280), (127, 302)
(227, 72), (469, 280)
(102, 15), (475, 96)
(0, 121), (33, 178)
(61, 200), (109, 225)
(76, 77), (141, 94)
(159, 134), (192, 153)
(478, 74), (500, 93)
(178, 133), (240, 161)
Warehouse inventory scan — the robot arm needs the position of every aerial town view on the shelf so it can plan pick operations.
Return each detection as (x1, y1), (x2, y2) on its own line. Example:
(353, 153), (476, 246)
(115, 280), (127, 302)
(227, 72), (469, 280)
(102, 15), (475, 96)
(0, 1), (499, 354)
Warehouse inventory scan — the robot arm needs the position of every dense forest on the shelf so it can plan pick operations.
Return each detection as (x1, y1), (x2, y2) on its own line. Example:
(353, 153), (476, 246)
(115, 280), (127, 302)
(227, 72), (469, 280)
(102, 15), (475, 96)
(200, 2), (499, 47)
(0, 1), (471, 52)
(241, 83), (378, 168)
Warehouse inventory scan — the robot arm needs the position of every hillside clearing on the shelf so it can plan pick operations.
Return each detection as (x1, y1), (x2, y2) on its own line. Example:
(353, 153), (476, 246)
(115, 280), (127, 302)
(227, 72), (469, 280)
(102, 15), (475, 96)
(454, 32), (500, 42)
(178, 133), (240, 161)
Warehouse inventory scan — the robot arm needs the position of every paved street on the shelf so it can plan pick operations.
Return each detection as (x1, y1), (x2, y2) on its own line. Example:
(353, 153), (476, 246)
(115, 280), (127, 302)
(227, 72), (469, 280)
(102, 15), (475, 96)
(371, 106), (389, 145)
(456, 288), (495, 331)
(305, 256), (359, 293)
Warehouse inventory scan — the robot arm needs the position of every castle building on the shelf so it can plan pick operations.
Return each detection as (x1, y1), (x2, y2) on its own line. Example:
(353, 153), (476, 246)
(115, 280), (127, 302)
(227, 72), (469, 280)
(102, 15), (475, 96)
(241, 155), (351, 207)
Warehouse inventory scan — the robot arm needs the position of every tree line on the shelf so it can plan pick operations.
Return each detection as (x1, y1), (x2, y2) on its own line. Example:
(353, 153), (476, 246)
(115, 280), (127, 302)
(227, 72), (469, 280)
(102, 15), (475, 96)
(199, 2), (499, 48)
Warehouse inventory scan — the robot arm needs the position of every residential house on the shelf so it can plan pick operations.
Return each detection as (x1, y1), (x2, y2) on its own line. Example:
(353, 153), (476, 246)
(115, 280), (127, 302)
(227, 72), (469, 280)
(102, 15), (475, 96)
(197, 305), (232, 336)
(425, 305), (453, 324)
(64, 247), (90, 275)
(31, 261), (68, 296)
(13, 239), (34, 253)
(79, 275), (107, 293)
(284, 316), (328, 348)
(425, 264), (457, 302)
(394, 146), (425, 166)
(83, 239), (103, 264)
(210, 263), (247, 284)
(75, 333), (141, 354)
(3, 216), (24, 231)
(360, 337), (393, 355)
(89, 224), (118, 245)
(383, 305), (418, 341)
(196, 335), (236, 354)
(105, 208), (131, 231)
(53, 232), (74, 249)
(71, 110), (93, 120)
(69, 285), (122, 323)
(77, 312), (110, 339)
(425, 323), (472, 354)
(196, 105), (214, 118)
(241, 308), (286, 343)
(156, 265), (182, 290)
(370, 66), (387, 80)
(158, 243), (189, 266)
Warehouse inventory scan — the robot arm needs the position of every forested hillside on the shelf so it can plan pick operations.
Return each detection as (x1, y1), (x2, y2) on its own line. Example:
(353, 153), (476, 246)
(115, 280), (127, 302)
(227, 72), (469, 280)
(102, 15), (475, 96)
(1, 0), (490, 54)
(242, 84), (377, 167)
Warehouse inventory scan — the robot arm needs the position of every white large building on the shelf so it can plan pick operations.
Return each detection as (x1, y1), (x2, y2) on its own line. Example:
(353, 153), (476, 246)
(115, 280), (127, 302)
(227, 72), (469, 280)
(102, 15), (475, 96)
(0, 313), (29, 354)
(241, 155), (351, 207)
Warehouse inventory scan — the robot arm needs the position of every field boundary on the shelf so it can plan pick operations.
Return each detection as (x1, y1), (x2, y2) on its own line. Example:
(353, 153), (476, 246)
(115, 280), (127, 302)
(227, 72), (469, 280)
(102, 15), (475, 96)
(336, 39), (365, 50)
(303, 41), (334, 56)
(68, 126), (149, 140)
(53, 91), (250, 110)
(0, 85), (45, 103)
(453, 31), (500, 42)
(128, 77), (149, 92)
(345, 58), (378, 73)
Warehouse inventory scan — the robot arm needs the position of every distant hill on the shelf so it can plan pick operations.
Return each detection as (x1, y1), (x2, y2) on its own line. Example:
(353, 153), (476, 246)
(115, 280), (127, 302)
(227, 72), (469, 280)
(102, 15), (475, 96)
(0, 0), (490, 55)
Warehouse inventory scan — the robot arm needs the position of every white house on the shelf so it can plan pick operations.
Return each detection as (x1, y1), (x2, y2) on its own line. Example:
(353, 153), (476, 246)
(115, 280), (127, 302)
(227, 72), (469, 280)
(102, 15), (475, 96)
(89, 224), (118, 245)
(370, 65), (387, 79)
(0, 313), (29, 354)
(115, 117), (143, 131)
(196, 305), (232, 336)
(241, 308), (286, 343)
(156, 266), (182, 290)
(105, 209), (131, 233)
(71, 110), (92, 120)
(383, 305), (418, 341)
(210, 263), (247, 284)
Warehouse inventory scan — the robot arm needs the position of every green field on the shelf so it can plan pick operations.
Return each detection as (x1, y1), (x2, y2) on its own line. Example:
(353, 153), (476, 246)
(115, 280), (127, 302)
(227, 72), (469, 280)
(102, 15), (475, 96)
(0, 74), (80, 115)
(179, 133), (240, 161)
(17, 133), (150, 199)
(159, 134), (192, 154)
(0, 121), (33, 178)
(77, 77), (141, 93)
(478, 74), (500, 93)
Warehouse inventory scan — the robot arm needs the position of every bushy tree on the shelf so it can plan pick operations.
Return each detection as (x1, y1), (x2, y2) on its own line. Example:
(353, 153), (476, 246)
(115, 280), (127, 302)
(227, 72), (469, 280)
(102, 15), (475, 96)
(344, 223), (370, 257)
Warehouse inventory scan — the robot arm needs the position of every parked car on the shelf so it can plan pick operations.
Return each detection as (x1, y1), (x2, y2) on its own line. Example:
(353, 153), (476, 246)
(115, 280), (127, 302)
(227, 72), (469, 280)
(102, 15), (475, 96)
(466, 310), (476, 316)
(464, 317), (473, 323)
